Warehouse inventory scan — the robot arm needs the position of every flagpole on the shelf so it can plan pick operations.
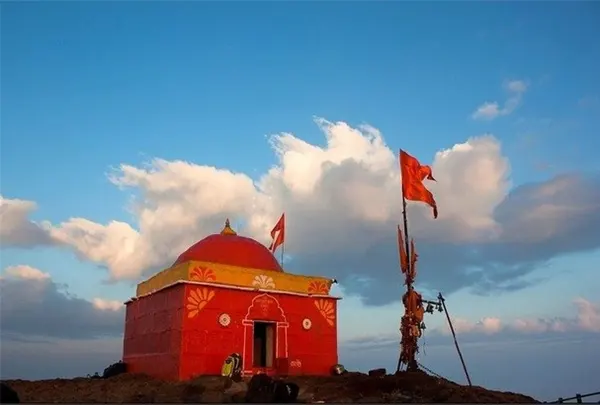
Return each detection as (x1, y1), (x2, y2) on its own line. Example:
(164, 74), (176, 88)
(396, 188), (414, 373)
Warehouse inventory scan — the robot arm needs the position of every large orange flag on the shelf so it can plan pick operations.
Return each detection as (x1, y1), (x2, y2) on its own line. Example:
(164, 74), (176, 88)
(269, 213), (285, 254)
(397, 225), (409, 273)
(400, 150), (438, 219)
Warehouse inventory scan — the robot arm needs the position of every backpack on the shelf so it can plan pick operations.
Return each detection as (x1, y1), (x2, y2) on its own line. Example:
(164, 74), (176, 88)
(221, 353), (243, 382)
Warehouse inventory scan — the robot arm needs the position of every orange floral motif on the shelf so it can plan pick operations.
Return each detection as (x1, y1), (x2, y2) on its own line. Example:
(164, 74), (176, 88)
(186, 288), (216, 318)
(307, 280), (329, 294)
(314, 299), (335, 327)
(189, 266), (216, 282)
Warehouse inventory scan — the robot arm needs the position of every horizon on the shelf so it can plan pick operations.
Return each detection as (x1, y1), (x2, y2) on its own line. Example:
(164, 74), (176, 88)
(1, 2), (600, 402)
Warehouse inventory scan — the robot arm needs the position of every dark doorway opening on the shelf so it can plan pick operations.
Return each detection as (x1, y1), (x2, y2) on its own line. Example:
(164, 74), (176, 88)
(253, 322), (275, 368)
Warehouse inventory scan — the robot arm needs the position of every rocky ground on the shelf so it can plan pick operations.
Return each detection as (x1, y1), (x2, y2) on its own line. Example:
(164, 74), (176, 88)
(2, 371), (539, 403)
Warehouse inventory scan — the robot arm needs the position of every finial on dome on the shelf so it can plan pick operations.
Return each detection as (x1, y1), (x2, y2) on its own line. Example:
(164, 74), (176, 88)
(221, 218), (237, 236)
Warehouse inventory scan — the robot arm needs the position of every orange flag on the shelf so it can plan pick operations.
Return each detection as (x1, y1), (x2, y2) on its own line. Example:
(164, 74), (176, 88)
(397, 225), (409, 273)
(269, 213), (285, 254)
(400, 150), (438, 219)
(409, 238), (418, 279)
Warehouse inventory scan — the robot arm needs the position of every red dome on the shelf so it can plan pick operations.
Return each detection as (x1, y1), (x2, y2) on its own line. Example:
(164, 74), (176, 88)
(173, 220), (283, 272)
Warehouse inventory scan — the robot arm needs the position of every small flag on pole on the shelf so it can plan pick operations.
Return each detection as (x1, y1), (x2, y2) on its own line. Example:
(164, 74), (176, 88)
(269, 213), (285, 254)
(397, 225), (409, 274)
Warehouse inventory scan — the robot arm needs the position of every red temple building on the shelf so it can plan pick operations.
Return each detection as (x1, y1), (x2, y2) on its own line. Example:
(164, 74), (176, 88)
(122, 220), (340, 380)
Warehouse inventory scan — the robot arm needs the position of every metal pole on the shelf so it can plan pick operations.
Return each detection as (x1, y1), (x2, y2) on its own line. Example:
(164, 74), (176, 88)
(438, 292), (472, 386)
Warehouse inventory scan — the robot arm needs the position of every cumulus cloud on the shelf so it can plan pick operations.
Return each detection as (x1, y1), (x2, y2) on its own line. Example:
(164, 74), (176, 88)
(472, 80), (529, 120)
(0, 265), (50, 280)
(343, 298), (600, 351)
(441, 298), (600, 336)
(0, 265), (124, 340)
(3, 118), (600, 305)
(0, 196), (53, 247)
(92, 298), (124, 312)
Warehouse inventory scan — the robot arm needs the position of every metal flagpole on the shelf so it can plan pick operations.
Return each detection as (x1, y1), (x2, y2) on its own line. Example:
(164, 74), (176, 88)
(439, 292), (472, 386)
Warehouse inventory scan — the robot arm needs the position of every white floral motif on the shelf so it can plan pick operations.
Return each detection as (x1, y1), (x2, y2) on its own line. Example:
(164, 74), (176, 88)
(252, 275), (276, 289)
(218, 313), (231, 327)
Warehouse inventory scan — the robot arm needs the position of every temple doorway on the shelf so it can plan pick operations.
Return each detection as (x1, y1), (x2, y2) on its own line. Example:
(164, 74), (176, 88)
(253, 321), (276, 368)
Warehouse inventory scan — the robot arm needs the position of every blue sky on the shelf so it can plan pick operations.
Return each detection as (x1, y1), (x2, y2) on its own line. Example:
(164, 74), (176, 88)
(2, 2), (600, 400)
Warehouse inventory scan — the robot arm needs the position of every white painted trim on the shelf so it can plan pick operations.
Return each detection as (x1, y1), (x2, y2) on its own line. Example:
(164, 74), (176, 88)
(124, 279), (342, 304)
(241, 293), (290, 375)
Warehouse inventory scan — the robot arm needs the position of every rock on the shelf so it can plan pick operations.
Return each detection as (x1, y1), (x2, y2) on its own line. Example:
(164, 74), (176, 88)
(102, 361), (127, 379)
(224, 380), (247, 396)
(245, 374), (299, 403)
(368, 368), (386, 377)
(245, 374), (275, 403)
(273, 381), (299, 403)
(180, 382), (205, 402)
(0, 383), (20, 404)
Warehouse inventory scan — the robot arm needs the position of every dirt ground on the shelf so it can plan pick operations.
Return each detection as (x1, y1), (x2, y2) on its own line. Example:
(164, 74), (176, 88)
(3, 371), (539, 403)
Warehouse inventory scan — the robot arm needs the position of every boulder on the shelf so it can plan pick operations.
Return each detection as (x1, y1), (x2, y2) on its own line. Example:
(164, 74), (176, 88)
(102, 361), (127, 379)
(245, 374), (299, 403)
(368, 368), (386, 377)
(0, 384), (20, 404)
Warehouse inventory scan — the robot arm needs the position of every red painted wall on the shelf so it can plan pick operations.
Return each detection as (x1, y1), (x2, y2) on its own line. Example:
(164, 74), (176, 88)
(123, 284), (338, 380)
(123, 285), (185, 380)
(179, 285), (338, 379)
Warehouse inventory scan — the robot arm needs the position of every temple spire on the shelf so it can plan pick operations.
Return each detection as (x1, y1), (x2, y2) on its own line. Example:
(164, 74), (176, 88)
(221, 218), (237, 236)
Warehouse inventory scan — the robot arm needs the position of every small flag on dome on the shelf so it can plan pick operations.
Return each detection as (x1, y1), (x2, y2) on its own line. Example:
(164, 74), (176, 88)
(269, 213), (285, 254)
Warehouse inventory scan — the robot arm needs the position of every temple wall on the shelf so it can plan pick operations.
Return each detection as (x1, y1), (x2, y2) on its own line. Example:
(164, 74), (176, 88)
(179, 285), (338, 379)
(122, 284), (185, 380)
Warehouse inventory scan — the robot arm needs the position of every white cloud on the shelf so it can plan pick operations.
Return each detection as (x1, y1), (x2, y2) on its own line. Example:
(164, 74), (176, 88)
(0, 196), (53, 247)
(1, 265), (50, 280)
(2, 118), (600, 304)
(456, 316), (503, 335)
(573, 297), (600, 332)
(443, 298), (600, 335)
(92, 298), (123, 312)
(39, 119), (511, 280)
(472, 80), (529, 120)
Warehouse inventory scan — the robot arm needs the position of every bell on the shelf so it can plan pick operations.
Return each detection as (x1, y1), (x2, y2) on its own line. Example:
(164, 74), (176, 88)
(425, 303), (434, 313)
(438, 304), (444, 313)
(420, 322), (426, 330)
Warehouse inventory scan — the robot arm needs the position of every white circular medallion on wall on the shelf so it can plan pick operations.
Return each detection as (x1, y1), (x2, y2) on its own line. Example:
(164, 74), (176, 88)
(302, 318), (312, 330)
(218, 313), (231, 327)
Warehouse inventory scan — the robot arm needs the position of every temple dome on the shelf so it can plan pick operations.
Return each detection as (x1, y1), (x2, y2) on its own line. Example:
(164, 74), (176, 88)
(173, 219), (283, 272)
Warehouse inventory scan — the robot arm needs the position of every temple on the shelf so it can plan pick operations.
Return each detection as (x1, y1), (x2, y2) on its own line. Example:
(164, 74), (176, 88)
(122, 220), (340, 380)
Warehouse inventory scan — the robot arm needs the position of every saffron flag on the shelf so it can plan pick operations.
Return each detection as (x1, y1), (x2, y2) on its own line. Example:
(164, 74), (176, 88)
(409, 238), (418, 280)
(397, 225), (409, 274)
(400, 150), (438, 219)
(268, 213), (285, 254)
